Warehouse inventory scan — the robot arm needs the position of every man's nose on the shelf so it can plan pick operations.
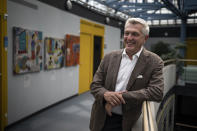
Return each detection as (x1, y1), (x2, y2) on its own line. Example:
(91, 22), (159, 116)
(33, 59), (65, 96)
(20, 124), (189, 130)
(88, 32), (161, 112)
(127, 33), (134, 40)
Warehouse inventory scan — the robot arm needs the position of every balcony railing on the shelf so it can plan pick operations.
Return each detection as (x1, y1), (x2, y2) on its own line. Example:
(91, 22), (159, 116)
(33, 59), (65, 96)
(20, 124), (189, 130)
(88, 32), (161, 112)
(132, 59), (197, 131)
(177, 59), (197, 85)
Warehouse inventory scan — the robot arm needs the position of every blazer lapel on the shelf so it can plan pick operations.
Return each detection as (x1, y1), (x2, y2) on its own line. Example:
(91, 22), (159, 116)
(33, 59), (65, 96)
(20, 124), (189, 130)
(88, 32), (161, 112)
(111, 50), (123, 91)
(126, 49), (148, 90)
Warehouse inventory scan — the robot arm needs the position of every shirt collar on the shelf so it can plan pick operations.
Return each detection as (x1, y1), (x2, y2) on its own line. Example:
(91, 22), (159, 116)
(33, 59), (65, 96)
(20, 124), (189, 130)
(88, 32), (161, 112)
(122, 46), (143, 58)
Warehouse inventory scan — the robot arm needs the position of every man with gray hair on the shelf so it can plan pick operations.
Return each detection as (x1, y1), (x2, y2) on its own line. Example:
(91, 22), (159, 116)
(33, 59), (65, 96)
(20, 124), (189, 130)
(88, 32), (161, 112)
(89, 17), (164, 131)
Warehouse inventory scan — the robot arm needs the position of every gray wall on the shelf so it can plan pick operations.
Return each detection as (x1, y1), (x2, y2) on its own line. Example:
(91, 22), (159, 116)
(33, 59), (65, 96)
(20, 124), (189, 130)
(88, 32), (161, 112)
(7, 0), (120, 124)
(145, 37), (180, 51)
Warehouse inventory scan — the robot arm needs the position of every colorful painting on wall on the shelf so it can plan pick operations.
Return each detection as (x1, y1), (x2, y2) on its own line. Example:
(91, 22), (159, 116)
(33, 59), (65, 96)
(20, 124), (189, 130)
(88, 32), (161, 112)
(44, 37), (65, 70)
(13, 27), (43, 74)
(65, 34), (80, 66)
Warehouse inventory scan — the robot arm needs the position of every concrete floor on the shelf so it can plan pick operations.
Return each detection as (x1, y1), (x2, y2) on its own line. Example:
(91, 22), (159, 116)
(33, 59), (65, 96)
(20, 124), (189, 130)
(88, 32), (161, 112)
(6, 91), (94, 131)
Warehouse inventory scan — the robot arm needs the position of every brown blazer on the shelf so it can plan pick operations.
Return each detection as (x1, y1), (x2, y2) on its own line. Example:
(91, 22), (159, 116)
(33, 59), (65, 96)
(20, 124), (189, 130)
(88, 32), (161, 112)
(89, 48), (164, 131)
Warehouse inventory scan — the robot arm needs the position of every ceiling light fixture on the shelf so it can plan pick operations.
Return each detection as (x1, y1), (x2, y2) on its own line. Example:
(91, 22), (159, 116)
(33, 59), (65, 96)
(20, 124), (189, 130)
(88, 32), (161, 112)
(65, 0), (72, 10)
(105, 17), (110, 24)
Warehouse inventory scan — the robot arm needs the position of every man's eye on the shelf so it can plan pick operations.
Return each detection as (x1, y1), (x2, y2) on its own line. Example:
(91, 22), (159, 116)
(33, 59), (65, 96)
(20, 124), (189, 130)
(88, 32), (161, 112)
(124, 32), (140, 36)
(133, 32), (139, 36)
(124, 32), (129, 36)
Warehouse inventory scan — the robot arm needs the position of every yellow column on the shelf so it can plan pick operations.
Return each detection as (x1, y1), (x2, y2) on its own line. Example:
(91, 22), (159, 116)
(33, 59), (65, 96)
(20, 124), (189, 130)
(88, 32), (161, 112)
(0, 0), (8, 130)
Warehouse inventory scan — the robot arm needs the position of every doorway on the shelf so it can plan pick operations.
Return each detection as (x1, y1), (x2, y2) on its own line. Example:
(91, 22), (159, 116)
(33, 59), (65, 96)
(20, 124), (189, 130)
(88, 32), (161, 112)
(79, 32), (92, 94)
(79, 19), (104, 94)
(93, 36), (102, 76)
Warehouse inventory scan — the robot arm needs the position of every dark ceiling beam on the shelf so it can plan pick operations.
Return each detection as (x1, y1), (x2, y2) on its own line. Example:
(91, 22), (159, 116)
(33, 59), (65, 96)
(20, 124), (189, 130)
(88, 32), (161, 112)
(105, 0), (119, 5)
(184, 0), (197, 10)
(141, 14), (177, 20)
(161, 0), (186, 18)
(119, 6), (163, 12)
(183, 0), (197, 14)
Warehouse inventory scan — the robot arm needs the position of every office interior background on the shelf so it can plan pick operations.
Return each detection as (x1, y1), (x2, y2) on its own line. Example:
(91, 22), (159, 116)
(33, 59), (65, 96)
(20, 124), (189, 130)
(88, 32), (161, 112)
(1, 0), (197, 131)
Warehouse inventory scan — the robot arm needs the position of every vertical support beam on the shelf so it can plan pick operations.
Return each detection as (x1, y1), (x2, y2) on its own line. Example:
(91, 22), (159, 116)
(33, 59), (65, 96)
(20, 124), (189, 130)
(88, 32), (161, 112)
(180, 18), (187, 58)
(0, 0), (8, 130)
(180, 18), (186, 43)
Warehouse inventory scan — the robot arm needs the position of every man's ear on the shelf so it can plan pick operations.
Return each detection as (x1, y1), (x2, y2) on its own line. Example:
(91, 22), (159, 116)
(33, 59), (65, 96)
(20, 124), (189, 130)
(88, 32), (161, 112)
(145, 35), (149, 41)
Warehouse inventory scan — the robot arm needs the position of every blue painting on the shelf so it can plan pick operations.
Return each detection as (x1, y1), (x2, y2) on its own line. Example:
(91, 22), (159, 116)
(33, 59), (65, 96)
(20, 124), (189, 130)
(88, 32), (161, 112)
(13, 27), (43, 74)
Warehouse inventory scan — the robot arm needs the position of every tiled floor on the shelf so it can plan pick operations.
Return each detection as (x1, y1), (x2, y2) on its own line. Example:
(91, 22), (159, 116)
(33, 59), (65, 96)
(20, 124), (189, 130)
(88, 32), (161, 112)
(6, 91), (94, 131)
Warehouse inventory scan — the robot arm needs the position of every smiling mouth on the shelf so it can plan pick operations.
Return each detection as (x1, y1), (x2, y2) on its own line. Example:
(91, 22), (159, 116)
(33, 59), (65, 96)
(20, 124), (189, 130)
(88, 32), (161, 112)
(127, 42), (135, 46)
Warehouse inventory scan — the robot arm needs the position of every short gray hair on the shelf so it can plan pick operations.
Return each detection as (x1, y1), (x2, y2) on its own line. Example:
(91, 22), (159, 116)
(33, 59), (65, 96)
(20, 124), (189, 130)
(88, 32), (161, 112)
(125, 18), (150, 36)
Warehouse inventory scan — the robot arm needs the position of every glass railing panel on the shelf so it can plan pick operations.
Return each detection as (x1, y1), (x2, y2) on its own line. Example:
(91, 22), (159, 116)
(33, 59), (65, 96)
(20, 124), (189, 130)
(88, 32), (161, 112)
(177, 59), (197, 85)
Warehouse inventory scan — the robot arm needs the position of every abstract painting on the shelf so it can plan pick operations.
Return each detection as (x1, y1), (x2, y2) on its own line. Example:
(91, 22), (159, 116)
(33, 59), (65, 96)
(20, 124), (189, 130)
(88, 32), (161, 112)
(13, 27), (43, 74)
(65, 34), (80, 66)
(44, 37), (65, 70)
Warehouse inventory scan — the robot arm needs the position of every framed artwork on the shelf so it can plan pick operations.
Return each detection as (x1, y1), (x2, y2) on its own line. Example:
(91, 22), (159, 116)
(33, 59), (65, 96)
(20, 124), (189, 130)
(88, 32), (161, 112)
(65, 34), (80, 66)
(13, 27), (42, 74)
(44, 37), (65, 70)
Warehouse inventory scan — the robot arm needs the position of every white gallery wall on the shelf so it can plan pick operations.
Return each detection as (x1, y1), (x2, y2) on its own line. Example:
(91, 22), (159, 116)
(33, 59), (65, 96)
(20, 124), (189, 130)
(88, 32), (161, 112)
(104, 26), (121, 54)
(7, 0), (121, 124)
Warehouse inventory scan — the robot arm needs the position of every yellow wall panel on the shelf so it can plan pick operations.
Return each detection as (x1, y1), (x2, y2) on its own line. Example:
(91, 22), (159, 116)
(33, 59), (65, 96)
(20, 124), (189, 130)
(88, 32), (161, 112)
(0, 0), (8, 130)
(186, 38), (197, 65)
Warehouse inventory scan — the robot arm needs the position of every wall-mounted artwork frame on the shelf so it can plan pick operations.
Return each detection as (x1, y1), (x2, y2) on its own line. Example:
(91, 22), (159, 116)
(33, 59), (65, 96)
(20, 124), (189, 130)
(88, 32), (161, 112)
(65, 34), (80, 66)
(13, 27), (43, 74)
(44, 37), (65, 70)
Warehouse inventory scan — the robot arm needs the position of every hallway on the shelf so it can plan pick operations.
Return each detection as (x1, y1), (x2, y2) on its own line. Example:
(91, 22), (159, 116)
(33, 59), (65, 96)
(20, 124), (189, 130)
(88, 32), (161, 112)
(6, 92), (94, 131)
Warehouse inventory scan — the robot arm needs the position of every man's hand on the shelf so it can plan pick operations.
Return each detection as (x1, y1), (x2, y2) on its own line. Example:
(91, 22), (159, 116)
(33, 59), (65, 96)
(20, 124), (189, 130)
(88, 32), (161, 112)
(105, 103), (113, 116)
(104, 91), (126, 106)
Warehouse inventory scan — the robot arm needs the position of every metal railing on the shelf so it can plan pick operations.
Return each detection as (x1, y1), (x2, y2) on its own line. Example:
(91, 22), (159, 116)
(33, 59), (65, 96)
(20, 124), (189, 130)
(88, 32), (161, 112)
(143, 101), (157, 131)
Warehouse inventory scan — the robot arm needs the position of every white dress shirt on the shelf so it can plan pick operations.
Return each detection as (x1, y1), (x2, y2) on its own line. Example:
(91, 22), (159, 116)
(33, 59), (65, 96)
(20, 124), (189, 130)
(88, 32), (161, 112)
(112, 47), (143, 114)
